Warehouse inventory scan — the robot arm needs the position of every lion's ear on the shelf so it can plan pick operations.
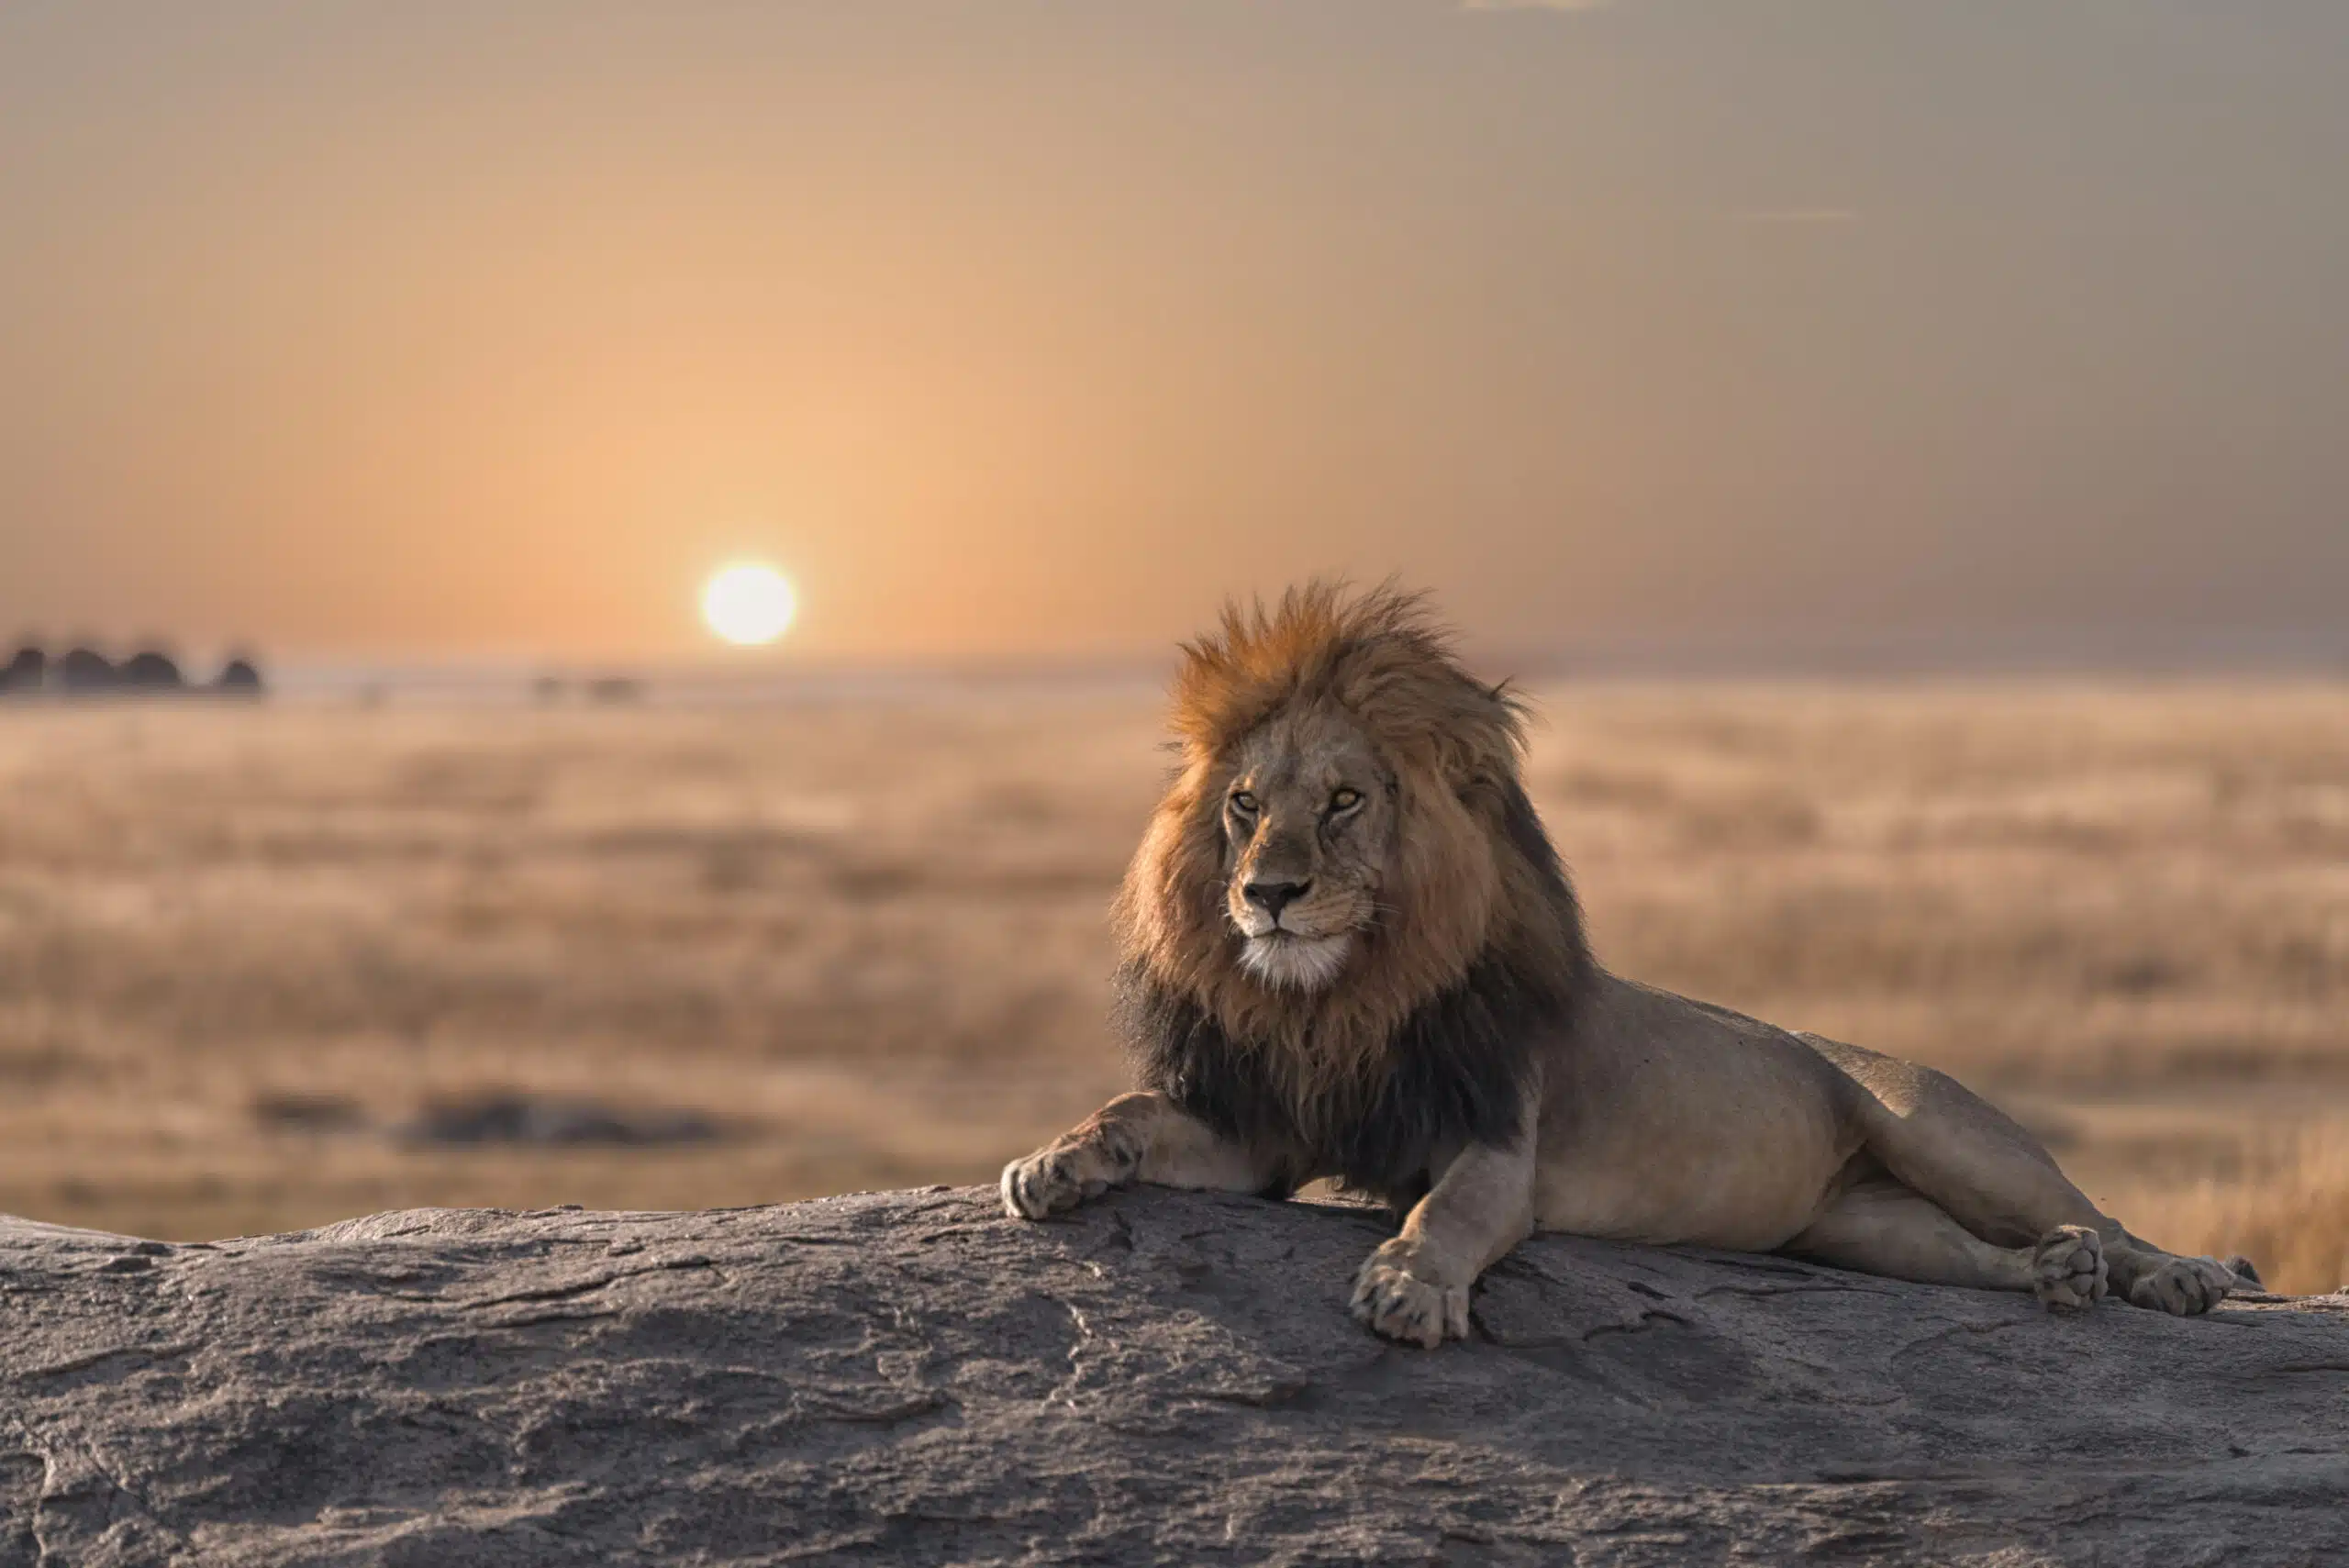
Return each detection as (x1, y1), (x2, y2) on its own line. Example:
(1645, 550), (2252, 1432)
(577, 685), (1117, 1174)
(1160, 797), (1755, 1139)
(1452, 770), (1502, 820)
(1439, 749), (1485, 796)
(1435, 720), (1517, 795)
(1417, 681), (1526, 792)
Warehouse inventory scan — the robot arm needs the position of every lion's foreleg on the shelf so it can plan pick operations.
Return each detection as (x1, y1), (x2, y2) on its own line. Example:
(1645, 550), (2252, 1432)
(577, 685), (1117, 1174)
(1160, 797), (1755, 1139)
(1350, 1128), (1537, 1350)
(1001, 1090), (1277, 1220)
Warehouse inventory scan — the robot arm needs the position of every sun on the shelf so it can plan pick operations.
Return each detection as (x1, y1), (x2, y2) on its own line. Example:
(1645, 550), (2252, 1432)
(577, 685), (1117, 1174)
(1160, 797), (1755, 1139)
(700, 562), (798, 648)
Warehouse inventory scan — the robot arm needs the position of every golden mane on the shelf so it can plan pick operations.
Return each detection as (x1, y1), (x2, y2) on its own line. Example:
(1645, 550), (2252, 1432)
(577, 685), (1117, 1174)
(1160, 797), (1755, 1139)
(1114, 581), (1586, 1110)
(1163, 581), (1530, 785)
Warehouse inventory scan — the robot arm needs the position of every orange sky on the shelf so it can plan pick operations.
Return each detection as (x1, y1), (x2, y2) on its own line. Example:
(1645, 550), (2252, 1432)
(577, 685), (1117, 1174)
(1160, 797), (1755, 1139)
(4, 2), (2346, 662)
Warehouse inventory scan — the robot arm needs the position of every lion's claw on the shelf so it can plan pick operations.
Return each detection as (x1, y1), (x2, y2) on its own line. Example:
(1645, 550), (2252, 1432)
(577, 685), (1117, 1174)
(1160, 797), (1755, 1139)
(1351, 1244), (1468, 1350)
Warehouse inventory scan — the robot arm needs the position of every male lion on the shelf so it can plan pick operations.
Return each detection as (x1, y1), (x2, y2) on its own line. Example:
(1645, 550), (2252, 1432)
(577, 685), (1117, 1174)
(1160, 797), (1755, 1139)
(1002, 584), (2238, 1347)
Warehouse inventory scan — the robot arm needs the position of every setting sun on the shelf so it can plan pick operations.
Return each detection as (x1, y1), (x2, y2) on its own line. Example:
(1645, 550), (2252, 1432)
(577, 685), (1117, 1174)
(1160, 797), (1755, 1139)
(700, 563), (798, 648)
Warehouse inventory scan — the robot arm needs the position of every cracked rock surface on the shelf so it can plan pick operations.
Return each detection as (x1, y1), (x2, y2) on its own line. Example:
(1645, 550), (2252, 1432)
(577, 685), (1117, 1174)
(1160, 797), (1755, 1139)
(4, 1187), (2346, 1565)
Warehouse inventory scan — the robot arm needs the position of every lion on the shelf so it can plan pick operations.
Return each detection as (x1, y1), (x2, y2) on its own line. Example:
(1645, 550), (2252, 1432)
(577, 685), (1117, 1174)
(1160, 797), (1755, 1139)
(1001, 583), (2242, 1348)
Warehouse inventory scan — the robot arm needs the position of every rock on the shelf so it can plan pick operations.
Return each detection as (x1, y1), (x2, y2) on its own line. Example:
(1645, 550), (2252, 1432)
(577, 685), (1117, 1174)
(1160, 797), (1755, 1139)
(119, 650), (187, 692)
(2, 1186), (2344, 1565)
(56, 647), (120, 693)
(0, 646), (43, 694)
(214, 657), (266, 697)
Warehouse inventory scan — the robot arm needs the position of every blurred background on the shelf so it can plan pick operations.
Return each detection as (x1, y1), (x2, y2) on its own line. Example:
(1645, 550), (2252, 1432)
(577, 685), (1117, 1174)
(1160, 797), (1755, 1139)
(3, 2), (2345, 1287)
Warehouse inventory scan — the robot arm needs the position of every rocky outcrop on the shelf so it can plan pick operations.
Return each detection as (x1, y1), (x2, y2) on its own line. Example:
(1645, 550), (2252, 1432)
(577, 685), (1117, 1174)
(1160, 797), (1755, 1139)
(55, 648), (119, 693)
(0, 648), (43, 694)
(213, 657), (266, 697)
(118, 651), (187, 692)
(0, 647), (267, 700)
(2, 1187), (2343, 1565)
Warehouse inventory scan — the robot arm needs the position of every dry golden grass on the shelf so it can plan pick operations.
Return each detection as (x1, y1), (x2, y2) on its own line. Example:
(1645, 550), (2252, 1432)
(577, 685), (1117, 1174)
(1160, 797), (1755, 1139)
(2, 681), (2345, 1288)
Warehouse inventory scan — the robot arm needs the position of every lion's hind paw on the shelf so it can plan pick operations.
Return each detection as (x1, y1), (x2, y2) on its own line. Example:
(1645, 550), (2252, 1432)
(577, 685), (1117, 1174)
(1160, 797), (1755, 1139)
(2032, 1225), (2108, 1313)
(1350, 1244), (1468, 1351)
(2127, 1254), (2235, 1317)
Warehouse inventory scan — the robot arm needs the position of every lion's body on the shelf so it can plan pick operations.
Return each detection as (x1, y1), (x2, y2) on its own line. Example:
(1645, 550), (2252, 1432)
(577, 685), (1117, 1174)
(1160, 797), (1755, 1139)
(1531, 977), (1862, 1251)
(1005, 584), (2238, 1344)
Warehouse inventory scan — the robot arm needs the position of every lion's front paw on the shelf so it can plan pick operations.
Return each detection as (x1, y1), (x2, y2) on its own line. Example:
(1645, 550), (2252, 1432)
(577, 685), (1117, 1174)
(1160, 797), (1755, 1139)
(1000, 1144), (1112, 1221)
(2032, 1225), (2108, 1313)
(1350, 1242), (1468, 1351)
(2127, 1254), (2235, 1317)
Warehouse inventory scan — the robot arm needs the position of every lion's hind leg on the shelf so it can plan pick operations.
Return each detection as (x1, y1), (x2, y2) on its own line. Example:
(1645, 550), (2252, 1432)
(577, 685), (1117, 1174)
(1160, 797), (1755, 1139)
(1786, 1179), (2107, 1311)
(1809, 1035), (2234, 1316)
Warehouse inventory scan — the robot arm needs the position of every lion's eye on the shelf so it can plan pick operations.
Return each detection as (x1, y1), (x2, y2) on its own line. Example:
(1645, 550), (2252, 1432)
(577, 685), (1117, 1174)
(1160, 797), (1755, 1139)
(1330, 788), (1363, 812)
(1230, 791), (1258, 814)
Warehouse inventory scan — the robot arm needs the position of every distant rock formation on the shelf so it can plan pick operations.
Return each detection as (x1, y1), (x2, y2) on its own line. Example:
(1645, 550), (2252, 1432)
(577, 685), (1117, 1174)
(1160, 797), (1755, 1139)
(0, 646), (268, 700)
(57, 648), (120, 693)
(213, 657), (266, 697)
(0, 647), (43, 695)
(119, 650), (187, 692)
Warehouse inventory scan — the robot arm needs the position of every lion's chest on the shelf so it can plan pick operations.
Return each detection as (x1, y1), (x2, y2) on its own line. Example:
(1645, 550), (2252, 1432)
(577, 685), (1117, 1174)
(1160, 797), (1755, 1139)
(1152, 1034), (1527, 1206)
(1121, 958), (1556, 1207)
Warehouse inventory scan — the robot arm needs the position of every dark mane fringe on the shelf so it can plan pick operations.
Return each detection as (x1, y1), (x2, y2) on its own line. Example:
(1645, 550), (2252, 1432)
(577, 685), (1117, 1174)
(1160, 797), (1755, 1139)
(1121, 773), (1591, 1207)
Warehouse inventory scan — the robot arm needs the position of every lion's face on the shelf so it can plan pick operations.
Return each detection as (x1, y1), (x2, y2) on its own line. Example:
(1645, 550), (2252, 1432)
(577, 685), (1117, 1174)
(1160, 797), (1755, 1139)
(1119, 584), (1580, 1068)
(1219, 706), (1396, 992)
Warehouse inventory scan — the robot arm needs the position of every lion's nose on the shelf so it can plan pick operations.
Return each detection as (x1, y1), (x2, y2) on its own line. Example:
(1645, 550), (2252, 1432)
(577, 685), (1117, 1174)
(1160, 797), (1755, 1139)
(1242, 879), (1311, 922)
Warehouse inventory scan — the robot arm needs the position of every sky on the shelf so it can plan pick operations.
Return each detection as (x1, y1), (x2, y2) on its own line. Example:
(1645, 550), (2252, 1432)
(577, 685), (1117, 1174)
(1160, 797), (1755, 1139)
(3, 1), (2346, 665)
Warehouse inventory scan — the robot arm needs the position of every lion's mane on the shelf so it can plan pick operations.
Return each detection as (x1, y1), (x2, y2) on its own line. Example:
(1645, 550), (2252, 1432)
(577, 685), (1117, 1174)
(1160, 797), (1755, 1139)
(1112, 582), (1592, 1206)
